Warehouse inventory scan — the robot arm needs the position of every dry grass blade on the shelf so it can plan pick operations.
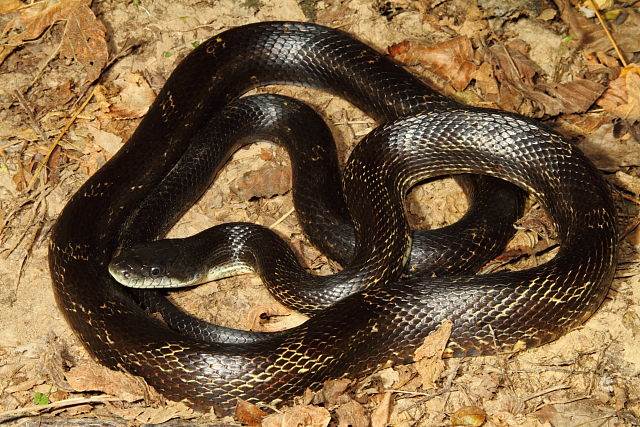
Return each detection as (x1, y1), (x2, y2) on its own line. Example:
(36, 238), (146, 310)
(26, 86), (97, 192)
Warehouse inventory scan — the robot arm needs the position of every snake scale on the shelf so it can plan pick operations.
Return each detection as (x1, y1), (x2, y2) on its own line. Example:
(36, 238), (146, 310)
(49, 22), (617, 413)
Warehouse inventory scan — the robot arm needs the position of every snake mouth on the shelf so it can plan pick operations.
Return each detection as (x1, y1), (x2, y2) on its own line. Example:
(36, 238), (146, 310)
(108, 260), (140, 287)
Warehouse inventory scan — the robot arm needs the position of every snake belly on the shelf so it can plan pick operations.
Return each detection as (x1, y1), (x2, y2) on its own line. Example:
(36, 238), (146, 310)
(49, 22), (617, 413)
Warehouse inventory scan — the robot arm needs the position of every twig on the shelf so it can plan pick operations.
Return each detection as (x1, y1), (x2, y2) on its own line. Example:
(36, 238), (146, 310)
(27, 36), (63, 91)
(269, 207), (295, 229)
(620, 192), (640, 205)
(385, 388), (457, 397)
(572, 414), (616, 427)
(547, 394), (591, 405)
(397, 387), (458, 413)
(0, 395), (122, 423)
(522, 385), (570, 402)
(510, 368), (593, 375)
(14, 187), (52, 294)
(620, 218), (639, 241)
(26, 85), (98, 192)
(14, 90), (49, 143)
(587, 0), (628, 67)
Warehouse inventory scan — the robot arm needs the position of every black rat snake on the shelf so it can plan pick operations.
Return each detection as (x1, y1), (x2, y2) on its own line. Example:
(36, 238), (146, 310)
(49, 22), (617, 414)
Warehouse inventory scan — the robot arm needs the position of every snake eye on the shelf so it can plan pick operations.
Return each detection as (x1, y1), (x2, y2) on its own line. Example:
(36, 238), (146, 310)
(149, 267), (161, 277)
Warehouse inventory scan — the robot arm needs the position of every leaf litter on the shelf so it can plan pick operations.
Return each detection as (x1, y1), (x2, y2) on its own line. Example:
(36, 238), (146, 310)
(0, 0), (639, 425)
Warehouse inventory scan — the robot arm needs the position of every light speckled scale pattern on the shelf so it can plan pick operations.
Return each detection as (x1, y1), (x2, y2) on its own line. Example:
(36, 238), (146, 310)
(49, 22), (616, 414)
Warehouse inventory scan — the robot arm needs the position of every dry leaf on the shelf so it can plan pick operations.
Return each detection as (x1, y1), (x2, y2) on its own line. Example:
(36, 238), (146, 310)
(314, 378), (352, 405)
(262, 405), (331, 427)
(57, 0), (108, 82)
(532, 404), (565, 425)
(554, 0), (640, 56)
(230, 163), (292, 201)
(0, 0), (23, 14)
(482, 42), (604, 116)
(109, 73), (156, 119)
(553, 0), (602, 46)
(597, 68), (640, 121)
(413, 320), (452, 389)
(134, 402), (196, 425)
(451, 406), (487, 426)
(473, 62), (499, 100)
(557, 112), (612, 136)
(65, 363), (148, 403)
(551, 78), (605, 113)
(614, 171), (640, 195)
(86, 125), (123, 155)
(0, 0), (107, 82)
(370, 391), (392, 427)
(335, 399), (368, 427)
(247, 302), (305, 332)
(389, 36), (476, 91)
(235, 398), (267, 425)
(376, 367), (400, 389)
(469, 373), (500, 400)
(538, 8), (557, 21)
(577, 123), (640, 171)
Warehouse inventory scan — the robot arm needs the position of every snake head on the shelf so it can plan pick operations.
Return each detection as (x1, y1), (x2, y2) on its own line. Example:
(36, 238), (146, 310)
(108, 239), (202, 288)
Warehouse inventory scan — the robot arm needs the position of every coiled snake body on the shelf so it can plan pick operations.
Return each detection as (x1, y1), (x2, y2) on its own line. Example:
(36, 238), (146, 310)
(49, 22), (617, 413)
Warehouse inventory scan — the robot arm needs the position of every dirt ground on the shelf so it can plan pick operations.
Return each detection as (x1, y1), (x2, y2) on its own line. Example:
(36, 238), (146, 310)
(1, 0), (639, 425)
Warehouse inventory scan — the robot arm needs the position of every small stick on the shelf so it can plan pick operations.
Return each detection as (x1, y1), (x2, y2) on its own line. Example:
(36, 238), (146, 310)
(26, 85), (98, 192)
(587, 0), (628, 67)
(270, 207), (295, 229)
(522, 385), (570, 402)
(0, 395), (122, 423)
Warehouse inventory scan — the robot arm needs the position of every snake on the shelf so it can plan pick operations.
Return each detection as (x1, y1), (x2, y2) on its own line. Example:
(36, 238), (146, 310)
(104, 92), (522, 344)
(49, 22), (617, 414)
(109, 92), (523, 315)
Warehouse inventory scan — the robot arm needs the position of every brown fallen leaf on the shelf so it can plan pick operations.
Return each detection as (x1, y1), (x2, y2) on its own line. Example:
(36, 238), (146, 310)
(413, 320), (453, 389)
(482, 42), (605, 116)
(247, 302), (305, 332)
(614, 171), (640, 195)
(375, 366), (400, 389)
(235, 398), (267, 426)
(554, 0), (640, 56)
(65, 363), (153, 403)
(451, 405), (487, 426)
(553, 0), (602, 47)
(557, 112), (612, 136)
(468, 372), (501, 401)
(230, 163), (292, 201)
(370, 391), (392, 427)
(550, 78), (606, 113)
(314, 378), (352, 406)
(86, 125), (123, 155)
(129, 402), (196, 425)
(0, 0), (23, 14)
(597, 67), (640, 121)
(389, 36), (476, 91)
(262, 404), (331, 427)
(577, 122), (640, 171)
(108, 73), (157, 119)
(335, 399), (368, 427)
(57, 0), (108, 82)
(0, 0), (108, 82)
(473, 62), (500, 102)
